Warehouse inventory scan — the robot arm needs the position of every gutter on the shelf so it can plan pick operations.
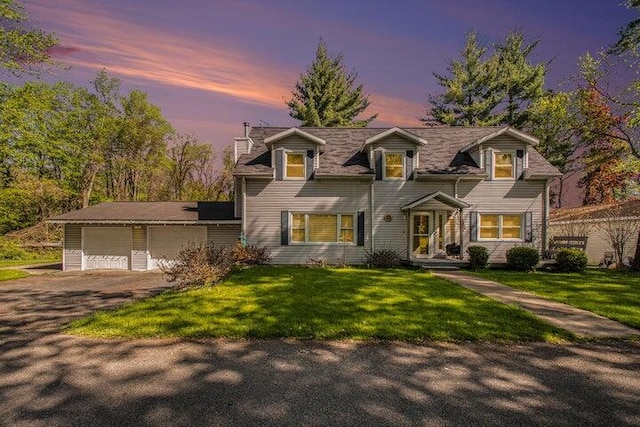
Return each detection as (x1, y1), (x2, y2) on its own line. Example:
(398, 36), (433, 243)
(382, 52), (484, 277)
(47, 220), (242, 225)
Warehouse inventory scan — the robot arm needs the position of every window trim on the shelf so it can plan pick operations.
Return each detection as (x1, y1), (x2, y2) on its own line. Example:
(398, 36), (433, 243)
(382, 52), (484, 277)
(478, 213), (523, 241)
(383, 151), (405, 180)
(289, 213), (357, 245)
(493, 151), (516, 180)
(284, 151), (306, 180)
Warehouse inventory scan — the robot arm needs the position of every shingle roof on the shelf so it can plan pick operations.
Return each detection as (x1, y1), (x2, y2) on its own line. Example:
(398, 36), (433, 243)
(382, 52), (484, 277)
(550, 199), (640, 222)
(49, 202), (238, 223)
(234, 126), (560, 178)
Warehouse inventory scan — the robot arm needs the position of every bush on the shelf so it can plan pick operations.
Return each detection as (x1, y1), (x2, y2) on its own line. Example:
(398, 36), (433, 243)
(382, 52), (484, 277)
(505, 246), (540, 271)
(555, 249), (587, 273)
(365, 248), (402, 268)
(161, 244), (232, 288)
(0, 237), (29, 260)
(230, 243), (271, 266)
(161, 243), (272, 288)
(467, 245), (489, 271)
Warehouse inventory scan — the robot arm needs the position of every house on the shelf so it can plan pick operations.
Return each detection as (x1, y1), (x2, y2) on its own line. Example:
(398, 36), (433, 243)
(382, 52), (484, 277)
(50, 124), (560, 270)
(549, 200), (640, 265)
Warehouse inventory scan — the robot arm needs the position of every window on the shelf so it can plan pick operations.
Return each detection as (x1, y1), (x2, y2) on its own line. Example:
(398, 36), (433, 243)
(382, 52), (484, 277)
(290, 213), (355, 243)
(285, 152), (305, 179)
(384, 152), (404, 179)
(479, 214), (522, 240)
(494, 152), (514, 179)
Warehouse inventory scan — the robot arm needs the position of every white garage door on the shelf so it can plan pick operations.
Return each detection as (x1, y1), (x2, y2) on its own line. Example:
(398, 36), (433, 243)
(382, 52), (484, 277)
(83, 227), (131, 270)
(148, 226), (207, 269)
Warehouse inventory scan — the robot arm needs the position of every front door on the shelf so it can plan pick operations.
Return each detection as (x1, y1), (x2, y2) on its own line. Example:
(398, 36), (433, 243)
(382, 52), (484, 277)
(411, 213), (432, 258)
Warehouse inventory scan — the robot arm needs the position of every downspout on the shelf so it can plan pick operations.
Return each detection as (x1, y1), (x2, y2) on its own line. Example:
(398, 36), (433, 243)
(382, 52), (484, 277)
(370, 179), (375, 251)
(459, 208), (464, 260)
(454, 177), (461, 199)
(543, 179), (549, 253)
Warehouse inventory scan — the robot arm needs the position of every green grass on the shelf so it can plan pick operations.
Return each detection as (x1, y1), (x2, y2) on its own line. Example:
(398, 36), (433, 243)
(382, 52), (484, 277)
(473, 269), (640, 329)
(0, 270), (28, 281)
(68, 266), (571, 342)
(0, 252), (61, 268)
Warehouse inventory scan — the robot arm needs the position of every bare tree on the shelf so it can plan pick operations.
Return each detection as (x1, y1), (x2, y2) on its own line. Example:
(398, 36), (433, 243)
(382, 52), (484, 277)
(596, 208), (640, 269)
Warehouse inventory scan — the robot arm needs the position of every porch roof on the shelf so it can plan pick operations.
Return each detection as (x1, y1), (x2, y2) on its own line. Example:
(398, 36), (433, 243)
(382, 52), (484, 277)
(401, 191), (470, 211)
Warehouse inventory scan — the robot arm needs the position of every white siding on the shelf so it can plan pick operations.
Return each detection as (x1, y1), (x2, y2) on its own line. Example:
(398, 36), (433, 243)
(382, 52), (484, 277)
(131, 226), (147, 270)
(148, 226), (207, 269)
(244, 179), (370, 264)
(63, 225), (82, 271)
(207, 224), (241, 247)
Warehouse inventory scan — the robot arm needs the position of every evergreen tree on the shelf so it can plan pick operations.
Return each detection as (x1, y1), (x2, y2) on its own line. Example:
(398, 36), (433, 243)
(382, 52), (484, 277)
(609, 0), (640, 55)
(286, 40), (377, 127)
(494, 30), (546, 127)
(424, 31), (501, 126)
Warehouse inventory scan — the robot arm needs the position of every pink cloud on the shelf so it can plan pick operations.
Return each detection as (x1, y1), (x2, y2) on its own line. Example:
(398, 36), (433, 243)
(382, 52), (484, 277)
(47, 44), (83, 57)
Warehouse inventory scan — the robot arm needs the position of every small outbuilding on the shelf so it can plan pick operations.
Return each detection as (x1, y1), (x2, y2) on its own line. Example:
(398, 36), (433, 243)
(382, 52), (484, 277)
(49, 202), (241, 271)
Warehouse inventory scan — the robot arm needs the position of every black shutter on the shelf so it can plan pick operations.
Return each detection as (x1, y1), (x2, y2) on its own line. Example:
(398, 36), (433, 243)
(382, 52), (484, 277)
(484, 149), (493, 180)
(281, 211), (289, 245)
(375, 151), (383, 180)
(306, 150), (314, 180)
(405, 150), (414, 180)
(275, 150), (284, 180)
(357, 211), (365, 246)
(470, 211), (478, 242)
(516, 150), (524, 180)
(524, 211), (533, 242)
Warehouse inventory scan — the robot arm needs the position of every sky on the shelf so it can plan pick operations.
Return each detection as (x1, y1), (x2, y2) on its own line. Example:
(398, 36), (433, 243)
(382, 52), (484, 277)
(22, 0), (638, 153)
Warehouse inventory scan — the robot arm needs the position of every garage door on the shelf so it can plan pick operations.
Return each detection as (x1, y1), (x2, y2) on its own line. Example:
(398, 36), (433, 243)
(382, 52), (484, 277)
(83, 227), (131, 270)
(148, 226), (207, 269)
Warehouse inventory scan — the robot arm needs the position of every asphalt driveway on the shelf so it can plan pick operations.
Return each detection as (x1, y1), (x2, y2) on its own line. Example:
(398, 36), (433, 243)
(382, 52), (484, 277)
(0, 272), (639, 426)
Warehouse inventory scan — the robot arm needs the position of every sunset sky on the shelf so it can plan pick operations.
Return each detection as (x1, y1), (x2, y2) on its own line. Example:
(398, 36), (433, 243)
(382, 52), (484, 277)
(23, 0), (637, 152)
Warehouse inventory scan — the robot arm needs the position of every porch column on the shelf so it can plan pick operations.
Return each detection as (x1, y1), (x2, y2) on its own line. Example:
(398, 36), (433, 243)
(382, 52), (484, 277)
(458, 208), (464, 260)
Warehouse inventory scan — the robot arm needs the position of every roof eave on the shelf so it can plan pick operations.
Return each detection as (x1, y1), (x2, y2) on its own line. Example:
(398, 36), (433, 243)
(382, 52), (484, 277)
(48, 219), (242, 225)
(314, 173), (375, 181)
(460, 126), (539, 153)
(263, 128), (326, 152)
(360, 127), (428, 152)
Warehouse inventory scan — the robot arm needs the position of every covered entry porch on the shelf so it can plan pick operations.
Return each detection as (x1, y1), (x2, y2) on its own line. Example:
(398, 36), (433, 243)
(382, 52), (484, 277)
(400, 191), (469, 261)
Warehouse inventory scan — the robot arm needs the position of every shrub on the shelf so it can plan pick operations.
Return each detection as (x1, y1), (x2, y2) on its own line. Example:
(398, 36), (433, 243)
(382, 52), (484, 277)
(0, 237), (29, 260)
(505, 246), (540, 271)
(467, 245), (489, 271)
(305, 256), (328, 268)
(365, 248), (402, 268)
(229, 243), (271, 266)
(161, 244), (232, 288)
(555, 249), (587, 273)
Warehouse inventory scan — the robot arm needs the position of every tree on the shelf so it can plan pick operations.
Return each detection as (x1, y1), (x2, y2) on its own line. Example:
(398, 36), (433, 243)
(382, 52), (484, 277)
(165, 133), (212, 200)
(494, 30), (546, 127)
(0, 0), (58, 75)
(425, 30), (547, 128)
(609, 0), (640, 55)
(425, 31), (501, 126)
(596, 206), (640, 269)
(286, 39), (377, 127)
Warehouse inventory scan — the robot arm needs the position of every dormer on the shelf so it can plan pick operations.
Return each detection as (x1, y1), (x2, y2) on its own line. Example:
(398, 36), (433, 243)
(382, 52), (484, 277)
(459, 127), (538, 181)
(264, 128), (326, 181)
(360, 127), (428, 181)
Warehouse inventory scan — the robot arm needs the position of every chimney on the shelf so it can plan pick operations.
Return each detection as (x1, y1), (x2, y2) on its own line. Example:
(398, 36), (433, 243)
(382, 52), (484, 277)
(234, 122), (254, 163)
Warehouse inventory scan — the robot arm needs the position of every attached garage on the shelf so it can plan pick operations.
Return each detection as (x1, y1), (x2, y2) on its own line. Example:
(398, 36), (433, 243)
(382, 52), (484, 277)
(148, 226), (207, 269)
(83, 227), (131, 270)
(50, 201), (241, 271)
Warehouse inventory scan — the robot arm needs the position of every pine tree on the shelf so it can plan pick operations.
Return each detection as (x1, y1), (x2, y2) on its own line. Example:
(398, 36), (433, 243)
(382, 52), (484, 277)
(286, 40), (377, 127)
(494, 30), (546, 127)
(424, 31), (502, 126)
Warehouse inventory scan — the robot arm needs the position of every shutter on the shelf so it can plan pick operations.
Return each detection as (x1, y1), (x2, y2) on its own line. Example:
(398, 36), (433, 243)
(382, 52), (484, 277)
(470, 211), (478, 242)
(484, 149), (493, 180)
(375, 150), (383, 180)
(516, 150), (524, 180)
(275, 150), (284, 180)
(357, 211), (365, 246)
(281, 211), (289, 246)
(524, 211), (533, 242)
(405, 150), (414, 180)
(306, 150), (315, 180)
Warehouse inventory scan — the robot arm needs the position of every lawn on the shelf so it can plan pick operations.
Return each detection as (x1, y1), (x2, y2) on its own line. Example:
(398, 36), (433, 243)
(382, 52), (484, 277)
(473, 269), (640, 329)
(68, 266), (571, 341)
(0, 270), (28, 281)
(0, 252), (61, 268)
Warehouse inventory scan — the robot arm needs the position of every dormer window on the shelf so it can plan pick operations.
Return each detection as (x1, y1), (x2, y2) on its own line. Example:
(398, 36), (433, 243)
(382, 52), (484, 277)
(494, 152), (514, 179)
(285, 152), (305, 179)
(384, 152), (404, 179)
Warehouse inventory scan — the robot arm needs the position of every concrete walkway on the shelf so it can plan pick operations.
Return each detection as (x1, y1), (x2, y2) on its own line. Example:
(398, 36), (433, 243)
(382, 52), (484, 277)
(433, 271), (640, 338)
